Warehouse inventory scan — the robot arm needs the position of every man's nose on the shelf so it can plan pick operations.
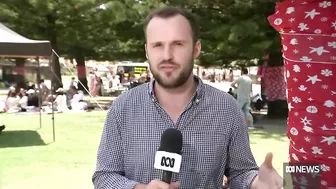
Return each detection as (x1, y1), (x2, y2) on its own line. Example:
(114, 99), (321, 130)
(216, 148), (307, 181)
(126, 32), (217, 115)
(162, 45), (173, 61)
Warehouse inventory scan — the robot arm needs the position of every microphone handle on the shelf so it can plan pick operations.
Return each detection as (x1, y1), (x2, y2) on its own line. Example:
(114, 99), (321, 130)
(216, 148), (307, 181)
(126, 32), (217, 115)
(162, 171), (172, 184)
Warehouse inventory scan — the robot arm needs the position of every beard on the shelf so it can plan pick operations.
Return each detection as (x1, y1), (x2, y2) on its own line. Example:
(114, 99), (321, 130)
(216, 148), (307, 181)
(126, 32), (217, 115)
(149, 56), (194, 89)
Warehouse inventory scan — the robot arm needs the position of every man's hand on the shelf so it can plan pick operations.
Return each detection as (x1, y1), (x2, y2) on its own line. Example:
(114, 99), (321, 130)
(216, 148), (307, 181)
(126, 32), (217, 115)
(135, 180), (180, 189)
(251, 152), (283, 189)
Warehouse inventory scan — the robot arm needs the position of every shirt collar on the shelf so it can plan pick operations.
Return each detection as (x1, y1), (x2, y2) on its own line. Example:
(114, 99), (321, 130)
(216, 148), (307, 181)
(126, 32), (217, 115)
(148, 75), (204, 103)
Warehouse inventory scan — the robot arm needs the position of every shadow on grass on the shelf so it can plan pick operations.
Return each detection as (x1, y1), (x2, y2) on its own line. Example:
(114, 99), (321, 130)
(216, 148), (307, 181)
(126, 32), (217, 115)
(0, 130), (46, 148)
(249, 118), (288, 142)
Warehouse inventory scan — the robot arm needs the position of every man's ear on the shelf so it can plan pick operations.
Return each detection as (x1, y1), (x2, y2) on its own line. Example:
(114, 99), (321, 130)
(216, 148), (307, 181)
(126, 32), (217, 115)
(145, 43), (148, 59)
(194, 40), (201, 59)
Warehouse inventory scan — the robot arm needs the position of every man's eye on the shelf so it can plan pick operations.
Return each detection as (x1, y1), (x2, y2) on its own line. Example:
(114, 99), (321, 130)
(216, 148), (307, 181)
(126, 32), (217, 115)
(153, 44), (161, 47)
(176, 42), (183, 46)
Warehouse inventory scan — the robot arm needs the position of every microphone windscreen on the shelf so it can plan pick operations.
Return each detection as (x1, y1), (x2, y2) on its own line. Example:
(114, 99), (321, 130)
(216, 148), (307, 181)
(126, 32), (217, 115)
(158, 128), (183, 154)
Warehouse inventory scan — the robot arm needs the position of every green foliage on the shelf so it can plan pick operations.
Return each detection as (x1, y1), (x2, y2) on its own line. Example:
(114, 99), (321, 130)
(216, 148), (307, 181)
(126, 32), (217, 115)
(0, 0), (282, 67)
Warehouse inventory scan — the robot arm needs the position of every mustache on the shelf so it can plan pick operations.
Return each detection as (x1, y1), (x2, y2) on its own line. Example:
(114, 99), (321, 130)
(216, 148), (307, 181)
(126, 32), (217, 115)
(158, 61), (178, 66)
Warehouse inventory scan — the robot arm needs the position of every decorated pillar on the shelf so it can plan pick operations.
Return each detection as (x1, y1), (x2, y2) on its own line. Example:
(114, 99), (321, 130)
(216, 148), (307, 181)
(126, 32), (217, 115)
(268, 0), (336, 188)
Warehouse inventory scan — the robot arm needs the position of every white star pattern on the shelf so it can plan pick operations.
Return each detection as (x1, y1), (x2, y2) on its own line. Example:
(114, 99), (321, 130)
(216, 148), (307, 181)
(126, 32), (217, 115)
(321, 136), (336, 145)
(305, 9), (320, 19)
(299, 148), (306, 153)
(321, 125), (329, 130)
(309, 46), (330, 55)
(306, 75), (322, 84)
(301, 116), (312, 125)
(331, 21), (336, 29)
(268, 2), (336, 187)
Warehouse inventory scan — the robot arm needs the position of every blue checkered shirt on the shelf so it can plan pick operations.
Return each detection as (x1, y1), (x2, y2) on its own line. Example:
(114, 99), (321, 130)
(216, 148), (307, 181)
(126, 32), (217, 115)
(92, 76), (259, 189)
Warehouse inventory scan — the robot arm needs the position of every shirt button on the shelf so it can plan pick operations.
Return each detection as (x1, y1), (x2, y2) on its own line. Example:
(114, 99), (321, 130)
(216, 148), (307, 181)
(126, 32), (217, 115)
(195, 99), (200, 103)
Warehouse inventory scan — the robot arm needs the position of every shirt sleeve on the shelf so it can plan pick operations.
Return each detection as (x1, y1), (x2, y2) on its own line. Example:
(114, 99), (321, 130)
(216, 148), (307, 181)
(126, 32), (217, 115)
(231, 77), (241, 86)
(92, 105), (140, 189)
(226, 106), (259, 189)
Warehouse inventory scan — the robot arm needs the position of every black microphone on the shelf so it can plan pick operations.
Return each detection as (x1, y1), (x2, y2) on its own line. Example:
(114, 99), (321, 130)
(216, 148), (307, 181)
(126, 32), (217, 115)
(154, 128), (183, 184)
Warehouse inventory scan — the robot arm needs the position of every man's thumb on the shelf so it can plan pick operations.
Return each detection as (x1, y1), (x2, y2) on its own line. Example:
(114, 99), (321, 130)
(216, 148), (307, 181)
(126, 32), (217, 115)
(263, 152), (273, 168)
(170, 181), (180, 189)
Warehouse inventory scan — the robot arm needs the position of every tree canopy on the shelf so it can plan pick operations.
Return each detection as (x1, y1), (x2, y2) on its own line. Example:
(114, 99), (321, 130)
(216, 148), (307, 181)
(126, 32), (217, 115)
(0, 0), (282, 71)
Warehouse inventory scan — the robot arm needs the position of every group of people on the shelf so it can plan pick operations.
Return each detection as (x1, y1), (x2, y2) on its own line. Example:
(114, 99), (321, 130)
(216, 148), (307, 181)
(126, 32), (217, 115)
(88, 69), (152, 97)
(0, 83), (42, 113)
(0, 78), (88, 114)
(202, 69), (234, 83)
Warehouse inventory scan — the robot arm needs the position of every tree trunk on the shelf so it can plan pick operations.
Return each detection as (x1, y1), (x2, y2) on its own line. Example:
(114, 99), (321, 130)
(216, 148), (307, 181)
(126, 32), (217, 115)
(47, 13), (62, 91)
(15, 58), (27, 90)
(75, 52), (88, 93)
(265, 51), (288, 118)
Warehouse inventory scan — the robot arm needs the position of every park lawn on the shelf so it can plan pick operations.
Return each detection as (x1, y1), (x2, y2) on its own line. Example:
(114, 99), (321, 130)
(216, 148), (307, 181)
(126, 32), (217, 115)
(0, 112), (288, 189)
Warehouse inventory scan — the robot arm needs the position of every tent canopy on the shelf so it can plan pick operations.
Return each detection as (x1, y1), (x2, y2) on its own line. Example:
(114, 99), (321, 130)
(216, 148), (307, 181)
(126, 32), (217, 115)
(0, 23), (52, 58)
(0, 23), (55, 141)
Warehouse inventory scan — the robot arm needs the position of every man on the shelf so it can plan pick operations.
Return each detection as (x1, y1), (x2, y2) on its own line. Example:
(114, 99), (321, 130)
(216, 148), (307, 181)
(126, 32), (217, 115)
(93, 6), (282, 189)
(231, 68), (253, 124)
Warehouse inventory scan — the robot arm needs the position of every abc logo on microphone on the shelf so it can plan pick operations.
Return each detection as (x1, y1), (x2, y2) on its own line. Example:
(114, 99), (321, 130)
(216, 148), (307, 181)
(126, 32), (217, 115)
(154, 151), (182, 173)
(161, 156), (175, 168)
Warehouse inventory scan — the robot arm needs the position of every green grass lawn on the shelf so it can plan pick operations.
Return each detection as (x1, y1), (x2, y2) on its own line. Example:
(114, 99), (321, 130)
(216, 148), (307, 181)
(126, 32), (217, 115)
(0, 112), (289, 189)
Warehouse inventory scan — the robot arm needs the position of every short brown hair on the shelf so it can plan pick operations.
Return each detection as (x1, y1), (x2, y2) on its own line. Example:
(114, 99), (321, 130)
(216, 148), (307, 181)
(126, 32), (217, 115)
(241, 68), (248, 74)
(143, 6), (200, 43)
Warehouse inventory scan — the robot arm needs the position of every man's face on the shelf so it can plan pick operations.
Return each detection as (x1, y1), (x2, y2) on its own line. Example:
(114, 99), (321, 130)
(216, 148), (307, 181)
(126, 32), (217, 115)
(145, 14), (201, 88)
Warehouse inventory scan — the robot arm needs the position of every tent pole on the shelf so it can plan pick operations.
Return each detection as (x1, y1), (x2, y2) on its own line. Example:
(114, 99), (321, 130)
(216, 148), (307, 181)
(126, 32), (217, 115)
(36, 57), (42, 129)
(51, 52), (55, 142)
